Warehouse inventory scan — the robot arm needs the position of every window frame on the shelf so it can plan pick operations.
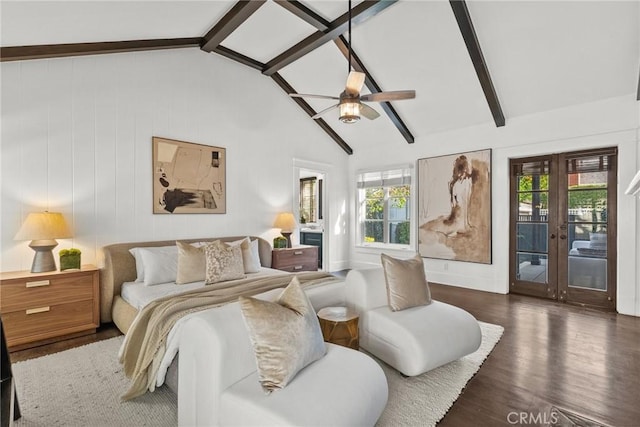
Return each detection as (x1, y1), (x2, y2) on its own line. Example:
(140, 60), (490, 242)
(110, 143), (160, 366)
(356, 166), (413, 250)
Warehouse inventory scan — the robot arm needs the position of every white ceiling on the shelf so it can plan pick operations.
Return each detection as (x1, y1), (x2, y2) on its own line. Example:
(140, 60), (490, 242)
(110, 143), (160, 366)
(1, 0), (639, 146)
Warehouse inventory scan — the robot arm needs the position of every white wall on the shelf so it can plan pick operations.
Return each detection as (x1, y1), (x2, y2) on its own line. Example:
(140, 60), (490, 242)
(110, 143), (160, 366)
(348, 94), (640, 316)
(0, 48), (350, 273)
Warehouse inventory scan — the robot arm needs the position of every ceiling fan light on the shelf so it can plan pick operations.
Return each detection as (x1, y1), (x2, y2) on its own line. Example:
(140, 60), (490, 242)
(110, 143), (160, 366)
(339, 101), (361, 124)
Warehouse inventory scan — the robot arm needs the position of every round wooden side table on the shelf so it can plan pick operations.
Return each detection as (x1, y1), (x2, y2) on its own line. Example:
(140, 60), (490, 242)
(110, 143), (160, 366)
(317, 306), (359, 350)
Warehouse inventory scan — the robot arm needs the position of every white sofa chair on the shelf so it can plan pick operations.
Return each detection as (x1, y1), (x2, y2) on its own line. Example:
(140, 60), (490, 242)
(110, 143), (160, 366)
(178, 288), (388, 427)
(346, 268), (482, 377)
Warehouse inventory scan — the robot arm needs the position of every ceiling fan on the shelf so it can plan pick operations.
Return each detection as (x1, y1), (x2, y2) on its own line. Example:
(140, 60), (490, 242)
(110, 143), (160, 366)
(289, 0), (416, 124)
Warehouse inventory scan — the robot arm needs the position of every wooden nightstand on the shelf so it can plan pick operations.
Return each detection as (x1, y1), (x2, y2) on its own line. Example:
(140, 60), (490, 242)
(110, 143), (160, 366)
(271, 246), (318, 272)
(0, 265), (100, 350)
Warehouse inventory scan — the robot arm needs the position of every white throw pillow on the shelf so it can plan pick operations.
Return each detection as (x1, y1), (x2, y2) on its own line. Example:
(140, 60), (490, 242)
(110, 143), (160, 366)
(228, 237), (262, 273)
(137, 246), (179, 286)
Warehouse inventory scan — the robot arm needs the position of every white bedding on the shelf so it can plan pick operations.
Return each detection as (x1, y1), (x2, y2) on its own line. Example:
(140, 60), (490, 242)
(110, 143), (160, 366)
(120, 267), (287, 310)
(119, 268), (347, 391)
(119, 267), (292, 389)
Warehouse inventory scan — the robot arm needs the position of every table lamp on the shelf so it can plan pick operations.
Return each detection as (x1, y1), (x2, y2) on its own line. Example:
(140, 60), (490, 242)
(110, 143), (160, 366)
(274, 212), (297, 248)
(14, 211), (72, 273)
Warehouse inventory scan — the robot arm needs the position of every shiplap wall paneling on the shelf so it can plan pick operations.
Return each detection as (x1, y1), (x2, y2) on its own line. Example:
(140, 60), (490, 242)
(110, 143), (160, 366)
(71, 57), (98, 263)
(1, 62), (24, 270)
(93, 55), (119, 265)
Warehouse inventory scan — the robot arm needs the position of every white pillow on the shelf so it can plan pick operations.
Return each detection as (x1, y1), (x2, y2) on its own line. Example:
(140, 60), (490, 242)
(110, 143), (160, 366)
(136, 246), (179, 286)
(228, 237), (262, 273)
(245, 238), (262, 273)
(128, 248), (146, 282)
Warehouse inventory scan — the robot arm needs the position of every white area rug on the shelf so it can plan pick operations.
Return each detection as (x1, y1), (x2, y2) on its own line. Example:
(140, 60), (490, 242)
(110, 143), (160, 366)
(12, 322), (503, 427)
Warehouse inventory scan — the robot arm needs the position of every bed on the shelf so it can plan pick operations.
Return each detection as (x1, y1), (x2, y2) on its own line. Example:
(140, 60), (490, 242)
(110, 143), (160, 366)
(99, 236), (346, 398)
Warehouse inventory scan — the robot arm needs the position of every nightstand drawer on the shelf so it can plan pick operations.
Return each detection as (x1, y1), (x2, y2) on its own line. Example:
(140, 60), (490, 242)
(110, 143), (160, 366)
(272, 246), (318, 272)
(275, 262), (319, 273)
(2, 299), (96, 347)
(0, 273), (94, 312)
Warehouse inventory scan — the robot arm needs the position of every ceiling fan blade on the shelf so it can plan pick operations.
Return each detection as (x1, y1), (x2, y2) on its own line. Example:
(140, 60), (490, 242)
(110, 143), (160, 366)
(312, 104), (340, 119)
(290, 93), (340, 100)
(360, 90), (416, 102)
(360, 103), (380, 120)
(345, 71), (366, 95)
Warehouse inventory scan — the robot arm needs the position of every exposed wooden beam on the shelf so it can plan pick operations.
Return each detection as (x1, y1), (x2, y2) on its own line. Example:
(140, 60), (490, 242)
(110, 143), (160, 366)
(212, 45), (264, 71)
(271, 73), (353, 155)
(334, 36), (414, 144)
(263, 0), (396, 76)
(450, 0), (505, 127)
(211, 47), (352, 154)
(0, 38), (202, 62)
(200, 0), (266, 53)
(274, 1), (331, 28)
(274, 1), (414, 144)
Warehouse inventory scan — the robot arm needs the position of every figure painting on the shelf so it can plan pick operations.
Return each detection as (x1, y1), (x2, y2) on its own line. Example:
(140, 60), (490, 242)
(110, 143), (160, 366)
(418, 149), (491, 264)
(152, 137), (226, 214)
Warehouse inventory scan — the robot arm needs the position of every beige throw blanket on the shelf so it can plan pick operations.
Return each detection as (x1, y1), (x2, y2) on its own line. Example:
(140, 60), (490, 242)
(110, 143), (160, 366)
(119, 271), (338, 400)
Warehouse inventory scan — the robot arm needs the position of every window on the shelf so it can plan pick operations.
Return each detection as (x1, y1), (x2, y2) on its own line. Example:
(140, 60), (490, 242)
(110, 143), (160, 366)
(357, 167), (412, 247)
(300, 178), (316, 223)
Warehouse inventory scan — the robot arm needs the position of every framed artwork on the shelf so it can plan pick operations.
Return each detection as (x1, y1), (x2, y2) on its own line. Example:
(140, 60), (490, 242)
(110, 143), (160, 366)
(152, 137), (226, 214)
(417, 149), (492, 264)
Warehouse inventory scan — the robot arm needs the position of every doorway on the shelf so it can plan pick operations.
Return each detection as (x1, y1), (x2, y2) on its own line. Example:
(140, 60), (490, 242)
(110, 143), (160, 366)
(509, 148), (617, 310)
(294, 159), (329, 271)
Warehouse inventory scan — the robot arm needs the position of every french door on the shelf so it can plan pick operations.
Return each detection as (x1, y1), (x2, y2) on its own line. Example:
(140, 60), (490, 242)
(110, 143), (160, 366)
(509, 148), (617, 310)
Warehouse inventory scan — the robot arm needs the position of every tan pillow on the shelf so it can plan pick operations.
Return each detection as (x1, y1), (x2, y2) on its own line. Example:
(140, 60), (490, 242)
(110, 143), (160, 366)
(204, 241), (246, 285)
(380, 253), (432, 311)
(239, 277), (326, 393)
(175, 241), (206, 285)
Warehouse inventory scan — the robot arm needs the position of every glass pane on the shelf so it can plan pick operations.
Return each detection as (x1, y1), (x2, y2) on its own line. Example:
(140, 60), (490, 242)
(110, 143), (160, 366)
(517, 175), (549, 191)
(568, 189), (607, 223)
(363, 221), (383, 243)
(568, 256), (607, 291)
(516, 223), (548, 252)
(567, 171), (607, 188)
(365, 198), (383, 220)
(516, 252), (548, 284)
(389, 221), (410, 245)
(389, 198), (410, 221)
(517, 191), (549, 222)
(568, 224), (607, 246)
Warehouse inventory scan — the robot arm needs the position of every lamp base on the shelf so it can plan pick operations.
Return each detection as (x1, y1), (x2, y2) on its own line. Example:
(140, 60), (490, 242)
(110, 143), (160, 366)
(28, 239), (58, 273)
(281, 232), (292, 248)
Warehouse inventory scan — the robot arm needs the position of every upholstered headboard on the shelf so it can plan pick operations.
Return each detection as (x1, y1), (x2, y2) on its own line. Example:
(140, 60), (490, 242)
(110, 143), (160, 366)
(100, 236), (272, 322)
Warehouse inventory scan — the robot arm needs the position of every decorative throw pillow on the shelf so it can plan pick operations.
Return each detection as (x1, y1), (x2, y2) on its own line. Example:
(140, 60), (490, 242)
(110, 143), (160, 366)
(239, 277), (326, 393)
(204, 241), (246, 285)
(380, 253), (432, 311)
(136, 246), (179, 286)
(176, 241), (206, 284)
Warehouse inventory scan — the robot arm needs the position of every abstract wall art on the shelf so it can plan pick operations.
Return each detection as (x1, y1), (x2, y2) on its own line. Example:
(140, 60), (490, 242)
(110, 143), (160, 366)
(152, 137), (226, 214)
(417, 149), (492, 264)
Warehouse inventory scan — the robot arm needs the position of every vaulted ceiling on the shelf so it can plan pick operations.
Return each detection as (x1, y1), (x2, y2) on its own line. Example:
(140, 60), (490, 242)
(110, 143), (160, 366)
(2, 1), (639, 154)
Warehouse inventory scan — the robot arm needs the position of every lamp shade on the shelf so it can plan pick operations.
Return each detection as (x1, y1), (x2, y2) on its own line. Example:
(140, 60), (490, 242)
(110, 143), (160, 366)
(14, 212), (72, 241)
(273, 212), (296, 231)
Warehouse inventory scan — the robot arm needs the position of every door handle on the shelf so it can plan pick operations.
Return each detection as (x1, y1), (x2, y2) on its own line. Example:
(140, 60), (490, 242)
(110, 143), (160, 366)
(560, 235), (567, 240)
(550, 234), (556, 239)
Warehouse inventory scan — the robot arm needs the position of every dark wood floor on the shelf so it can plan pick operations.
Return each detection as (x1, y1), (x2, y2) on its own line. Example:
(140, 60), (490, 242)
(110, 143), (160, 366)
(9, 283), (640, 426)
